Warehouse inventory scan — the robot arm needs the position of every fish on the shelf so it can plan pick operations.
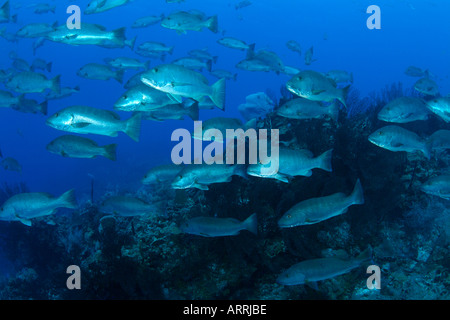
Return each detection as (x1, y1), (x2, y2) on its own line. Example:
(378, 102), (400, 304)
(217, 37), (255, 51)
(420, 174), (450, 200)
(104, 57), (149, 70)
(0, 0), (15, 23)
(77, 63), (124, 83)
(304, 46), (315, 65)
(188, 48), (218, 63)
(140, 64), (226, 110)
(235, 0), (252, 10)
(46, 86), (80, 100)
(238, 92), (275, 121)
(161, 11), (218, 34)
(276, 98), (339, 122)
(0, 90), (24, 108)
(137, 41), (174, 55)
(428, 130), (450, 151)
(6, 71), (61, 94)
(425, 97), (450, 123)
(210, 69), (237, 81)
(278, 179), (364, 228)
(1, 156), (22, 173)
(277, 247), (372, 285)
(31, 58), (52, 73)
(142, 163), (184, 185)
(171, 164), (247, 190)
(286, 70), (349, 108)
(236, 59), (272, 73)
(0, 189), (77, 226)
(414, 77), (439, 96)
(114, 84), (175, 112)
(16, 22), (57, 38)
(246, 48), (285, 74)
(132, 14), (165, 28)
(12, 98), (48, 115)
(404, 66), (428, 78)
(46, 135), (117, 161)
(46, 23), (134, 49)
(247, 148), (333, 183)
(368, 125), (430, 159)
(172, 57), (213, 72)
(12, 58), (31, 72)
(140, 99), (199, 121)
(286, 40), (302, 55)
(325, 70), (353, 84)
(33, 3), (55, 14)
(180, 213), (257, 237)
(85, 0), (132, 14)
(281, 65), (301, 76)
(46, 106), (142, 142)
(191, 117), (244, 142)
(99, 195), (160, 217)
(377, 96), (430, 123)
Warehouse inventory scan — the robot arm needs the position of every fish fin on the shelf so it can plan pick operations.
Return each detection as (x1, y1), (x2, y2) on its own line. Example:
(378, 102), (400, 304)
(275, 173), (291, 183)
(206, 15), (218, 33)
(112, 27), (126, 41)
(357, 246), (373, 263)
(305, 281), (319, 291)
(51, 75), (61, 94)
(182, 99), (199, 121)
(339, 85), (351, 109)
(312, 89), (325, 95)
(115, 69), (125, 84)
(19, 218), (32, 227)
(194, 183), (209, 191)
(206, 59), (213, 72)
(72, 122), (91, 128)
(210, 78), (226, 111)
(103, 144), (117, 161)
(60, 150), (69, 157)
(350, 178), (364, 205)
(124, 113), (142, 142)
(126, 36), (137, 50)
(328, 101), (339, 122)
(317, 149), (333, 172)
(46, 62), (52, 73)
(39, 100), (48, 115)
(243, 213), (258, 235)
(58, 189), (77, 209)
(167, 93), (183, 103)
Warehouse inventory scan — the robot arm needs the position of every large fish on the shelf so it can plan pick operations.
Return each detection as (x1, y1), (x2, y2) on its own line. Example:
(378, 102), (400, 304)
(377, 97), (430, 123)
(140, 64), (226, 110)
(420, 174), (450, 200)
(161, 11), (218, 34)
(247, 148), (333, 183)
(217, 37), (255, 51)
(277, 247), (372, 285)
(114, 84), (175, 112)
(425, 97), (450, 123)
(46, 135), (117, 161)
(278, 179), (364, 228)
(85, 0), (132, 14)
(0, 89), (24, 108)
(286, 70), (349, 108)
(428, 130), (450, 151)
(77, 63), (124, 83)
(414, 77), (439, 96)
(368, 125), (430, 159)
(142, 163), (183, 185)
(46, 106), (141, 141)
(276, 98), (339, 122)
(6, 71), (60, 94)
(180, 213), (257, 237)
(0, 190), (77, 226)
(171, 164), (247, 190)
(99, 195), (161, 217)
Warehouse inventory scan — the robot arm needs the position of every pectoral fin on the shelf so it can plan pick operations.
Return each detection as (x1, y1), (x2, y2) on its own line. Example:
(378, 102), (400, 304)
(72, 122), (90, 128)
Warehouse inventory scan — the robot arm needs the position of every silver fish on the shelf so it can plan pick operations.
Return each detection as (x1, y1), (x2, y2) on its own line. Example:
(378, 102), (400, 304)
(377, 97), (430, 123)
(276, 98), (339, 122)
(85, 0), (131, 14)
(180, 213), (257, 237)
(6, 71), (60, 94)
(77, 63), (124, 83)
(425, 97), (450, 123)
(99, 195), (160, 217)
(161, 11), (218, 34)
(414, 77), (439, 96)
(46, 135), (117, 161)
(420, 174), (450, 200)
(142, 163), (183, 185)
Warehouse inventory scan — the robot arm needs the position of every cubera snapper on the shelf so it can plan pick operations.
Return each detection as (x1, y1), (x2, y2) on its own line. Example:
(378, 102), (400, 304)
(277, 247), (372, 285)
(278, 179), (364, 228)
(161, 10), (218, 34)
(6, 71), (61, 94)
(286, 70), (349, 108)
(99, 195), (161, 217)
(420, 174), (450, 200)
(368, 125), (431, 159)
(46, 106), (141, 142)
(142, 163), (183, 185)
(140, 63), (226, 110)
(85, 0), (132, 14)
(77, 63), (124, 83)
(46, 135), (117, 161)
(425, 97), (450, 123)
(180, 213), (257, 237)
(0, 189), (77, 226)
(114, 84), (175, 112)
(276, 98), (339, 122)
(377, 97), (430, 123)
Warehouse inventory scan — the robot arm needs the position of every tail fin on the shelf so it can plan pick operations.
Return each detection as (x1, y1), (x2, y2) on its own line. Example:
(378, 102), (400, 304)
(350, 178), (364, 205)
(328, 101), (339, 122)
(185, 100), (199, 121)
(356, 245), (373, 263)
(233, 164), (248, 179)
(103, 143), (117, 161)
(115, 69), (125, 84)
(316, 149), (333, 172)
(206, 60), (212, 72)
(206, 15), (218, 33)
(50, 75), (61, 94)
(113, 27), (126, 41)
(422, 141), (432, 160)
(124, 113), (142, 142)
(247, 43), (256, 53)
(213, 56), (218, 64)
(125, 36), (136, 50)
(168, 46), (174, 55)
(243, 213), (258, 235)
(1, 1), (9, 19)
(58, 189), (77, 209)
(210, 78), (226, 111)
(339, 85), (351, 109)
(246, 45), (256, 59)
(39, 100), (48, 115)
(46, 62), (52, 73)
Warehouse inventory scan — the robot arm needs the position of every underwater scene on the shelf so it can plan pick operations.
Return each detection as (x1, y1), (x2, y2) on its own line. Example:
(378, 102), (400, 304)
(0, 0), (449, 301)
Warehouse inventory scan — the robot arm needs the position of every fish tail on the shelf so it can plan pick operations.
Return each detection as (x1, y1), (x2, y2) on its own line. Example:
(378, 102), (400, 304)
(243, 213), (258, 235)
(357, 245), (373, 263)
(58, 189), (77, 209)
(422, 140), (432, 160)
(206, 15), (218, 33)
(339, 85), (351, 109)
(124, 113), (142, 142)
(103, 143), (117, 161)
(46, 62), (52, 73)
(51, 75), (61, 94)
(115, 69), (125, 84)
(328, 101), (339, 122)
(206, 59), (213, 72)
(233, 165), (248, 179)
(112, 27), (126, 41)
(39, 100), (48, 115)
(246, 45), (256, 59)
(213, 56), (219, 64)
(183, 99), (199, 121)
(350, 178), (364, 205)
(125, 36), (137, 50)
(316, 148), (333, 172)
(210, 78), (226, 111)
(168, 46), (174, 55)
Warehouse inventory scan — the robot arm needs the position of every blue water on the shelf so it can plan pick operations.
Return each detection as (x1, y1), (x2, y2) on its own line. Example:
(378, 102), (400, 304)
(0, 0), (449, 300)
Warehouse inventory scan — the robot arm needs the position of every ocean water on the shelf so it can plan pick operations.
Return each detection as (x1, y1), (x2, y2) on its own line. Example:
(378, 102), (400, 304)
(0, 0), (449, 300)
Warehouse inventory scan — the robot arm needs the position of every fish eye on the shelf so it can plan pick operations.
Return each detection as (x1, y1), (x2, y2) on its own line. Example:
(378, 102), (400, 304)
(287, 214), (291, 219)
(154, 68), (158, 73)
(55, 112), (59, 117)
(123, 95), (128, 99)
(378, 131), (383, 135)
